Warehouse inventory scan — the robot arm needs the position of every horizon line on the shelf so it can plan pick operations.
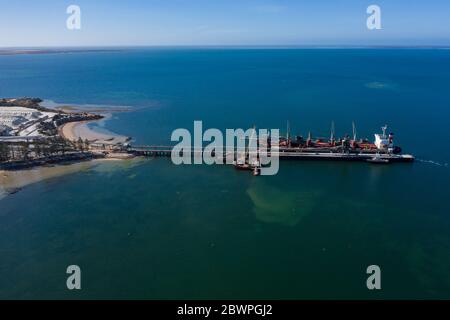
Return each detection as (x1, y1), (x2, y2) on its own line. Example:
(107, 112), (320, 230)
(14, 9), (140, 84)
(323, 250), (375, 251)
(1, 44), (450, 50)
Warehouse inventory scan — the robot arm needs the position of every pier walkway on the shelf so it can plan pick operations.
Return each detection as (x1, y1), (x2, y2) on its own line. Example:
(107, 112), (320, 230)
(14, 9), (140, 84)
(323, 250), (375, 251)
(128, 145), (415, 163)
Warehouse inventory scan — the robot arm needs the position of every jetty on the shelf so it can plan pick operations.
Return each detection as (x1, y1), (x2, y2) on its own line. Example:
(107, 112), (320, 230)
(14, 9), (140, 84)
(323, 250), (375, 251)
(128, 145), (414, 163)
(127, 124), (415, 165)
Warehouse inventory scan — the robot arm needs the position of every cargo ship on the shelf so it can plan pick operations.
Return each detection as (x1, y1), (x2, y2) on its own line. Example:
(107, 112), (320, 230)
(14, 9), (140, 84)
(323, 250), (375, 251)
(277, 123), (414, 162)
(233, 123), (414, 173)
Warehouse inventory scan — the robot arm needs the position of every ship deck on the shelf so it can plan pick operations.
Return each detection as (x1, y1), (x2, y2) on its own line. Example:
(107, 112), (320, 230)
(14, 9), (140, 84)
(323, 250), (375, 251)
(130, 145), (415, 163)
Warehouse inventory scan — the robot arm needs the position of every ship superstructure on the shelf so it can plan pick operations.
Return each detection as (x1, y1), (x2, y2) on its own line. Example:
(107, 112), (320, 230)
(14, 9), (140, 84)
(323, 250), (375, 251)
(277, 123), (405, 156)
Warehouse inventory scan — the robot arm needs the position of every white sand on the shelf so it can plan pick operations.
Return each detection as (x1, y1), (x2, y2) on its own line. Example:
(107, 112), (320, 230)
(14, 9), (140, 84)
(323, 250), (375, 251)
(59, 120), (129, 144)
(1, 119), (133, 197)
(0, 161), (95, 195)
(0, 157), (145, 197)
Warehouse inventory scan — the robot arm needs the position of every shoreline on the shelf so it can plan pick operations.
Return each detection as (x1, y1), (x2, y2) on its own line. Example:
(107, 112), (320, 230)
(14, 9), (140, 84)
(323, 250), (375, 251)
(59, 119), (130, 145)
(0, 161), (96, 196)
(0, 98), (136, 197)
(0, 156), (141, 198)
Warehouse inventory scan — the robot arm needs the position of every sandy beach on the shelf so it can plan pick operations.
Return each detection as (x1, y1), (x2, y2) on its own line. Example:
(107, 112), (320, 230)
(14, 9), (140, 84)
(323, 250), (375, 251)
(59, 120), (129, 145)
(1, 112), (134, 197)
(0, 161), (96, 197)
(0, 155), (146, 199)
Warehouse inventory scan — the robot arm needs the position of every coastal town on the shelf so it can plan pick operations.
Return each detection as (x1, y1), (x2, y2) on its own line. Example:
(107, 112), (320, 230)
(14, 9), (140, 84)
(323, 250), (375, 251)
(0, 98), (132, 170)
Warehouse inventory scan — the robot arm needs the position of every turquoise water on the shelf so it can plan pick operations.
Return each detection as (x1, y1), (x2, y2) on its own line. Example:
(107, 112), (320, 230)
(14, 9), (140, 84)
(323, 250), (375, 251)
(1, 48), (450, 299)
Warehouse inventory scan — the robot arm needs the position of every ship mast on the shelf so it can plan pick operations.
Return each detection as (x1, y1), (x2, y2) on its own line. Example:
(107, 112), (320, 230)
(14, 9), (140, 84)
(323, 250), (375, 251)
(286, 120), (291, 147)
(381, 125), (387, 139)
(330, 121), (335, 143)
(307, 131), (312, 147)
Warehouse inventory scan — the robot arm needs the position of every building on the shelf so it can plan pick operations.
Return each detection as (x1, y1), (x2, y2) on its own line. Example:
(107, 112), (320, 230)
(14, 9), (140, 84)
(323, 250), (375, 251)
(0, 124), (12, 136)
(0, 106), (50, 135)
(0, 115), (28, 127)
(0, 106), (41, 118)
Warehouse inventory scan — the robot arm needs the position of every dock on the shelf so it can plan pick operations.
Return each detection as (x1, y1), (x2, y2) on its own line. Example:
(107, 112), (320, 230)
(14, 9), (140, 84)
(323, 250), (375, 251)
(128, 145), (414, 163)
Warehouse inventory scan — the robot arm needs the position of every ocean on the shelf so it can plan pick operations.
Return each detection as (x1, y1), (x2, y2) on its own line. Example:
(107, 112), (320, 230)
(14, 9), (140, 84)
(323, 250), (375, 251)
(0, 48), (450, 299)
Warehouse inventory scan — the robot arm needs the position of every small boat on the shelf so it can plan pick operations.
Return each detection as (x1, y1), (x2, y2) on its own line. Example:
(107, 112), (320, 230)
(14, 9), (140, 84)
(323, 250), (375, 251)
(233, 152), (252, 170)
(233, 158), (262, 175)
(252, 166), (261, 176)
(233, 162), (252, 170)
(367, 156), (390, 164)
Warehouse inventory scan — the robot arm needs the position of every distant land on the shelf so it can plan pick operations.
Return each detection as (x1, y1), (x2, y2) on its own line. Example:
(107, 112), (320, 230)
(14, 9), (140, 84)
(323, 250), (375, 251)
(0, 48), (122, 56)
(1, 45), (450, 56)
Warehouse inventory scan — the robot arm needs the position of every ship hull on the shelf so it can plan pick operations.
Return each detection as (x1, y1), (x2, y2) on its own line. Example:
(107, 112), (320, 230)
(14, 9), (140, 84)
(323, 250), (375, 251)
(277, 151), (414, 163)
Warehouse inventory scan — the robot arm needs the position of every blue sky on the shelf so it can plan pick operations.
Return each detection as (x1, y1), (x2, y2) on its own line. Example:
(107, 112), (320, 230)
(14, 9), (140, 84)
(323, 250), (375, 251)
(0, 0), (449, 47)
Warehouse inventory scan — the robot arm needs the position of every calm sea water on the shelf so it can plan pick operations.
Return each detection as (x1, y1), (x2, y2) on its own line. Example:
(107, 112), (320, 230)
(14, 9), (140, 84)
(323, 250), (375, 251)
(1, 48), (450, 299)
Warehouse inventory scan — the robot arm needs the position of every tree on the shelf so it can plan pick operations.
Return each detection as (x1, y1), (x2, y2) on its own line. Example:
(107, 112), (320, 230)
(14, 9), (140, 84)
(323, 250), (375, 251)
(20, 141), (31, 160)
(77, 137), (84, 152)
(48, 137), (59, 156)
(84, 139), (90, 151)
(0, 142), (9, 162)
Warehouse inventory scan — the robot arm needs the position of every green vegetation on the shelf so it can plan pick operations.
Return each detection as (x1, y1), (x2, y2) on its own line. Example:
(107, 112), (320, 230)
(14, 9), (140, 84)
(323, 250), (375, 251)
(0, 137), (83, 163)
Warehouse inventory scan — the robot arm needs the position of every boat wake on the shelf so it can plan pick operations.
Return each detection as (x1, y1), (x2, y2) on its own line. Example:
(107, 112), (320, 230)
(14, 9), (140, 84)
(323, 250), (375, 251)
(416, 158), (449, 167)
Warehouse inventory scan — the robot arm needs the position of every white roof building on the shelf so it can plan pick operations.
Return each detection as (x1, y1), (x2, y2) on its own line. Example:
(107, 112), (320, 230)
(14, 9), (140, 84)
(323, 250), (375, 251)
(0, 115), (29, 125)
(0, 124), (12, 135)
(0, 106), (57, 137)
(0, 106), (41, 118)
(0, 106), (44, 129)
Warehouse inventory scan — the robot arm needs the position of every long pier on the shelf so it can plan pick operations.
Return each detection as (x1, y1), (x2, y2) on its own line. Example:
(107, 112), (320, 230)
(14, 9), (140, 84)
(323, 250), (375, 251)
(128, 145), (414, 163)
(130, 145), (174, 157)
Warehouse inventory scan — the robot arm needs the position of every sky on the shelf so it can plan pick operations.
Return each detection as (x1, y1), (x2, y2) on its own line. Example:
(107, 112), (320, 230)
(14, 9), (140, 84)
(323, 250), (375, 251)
(0, 0), (449, 47)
